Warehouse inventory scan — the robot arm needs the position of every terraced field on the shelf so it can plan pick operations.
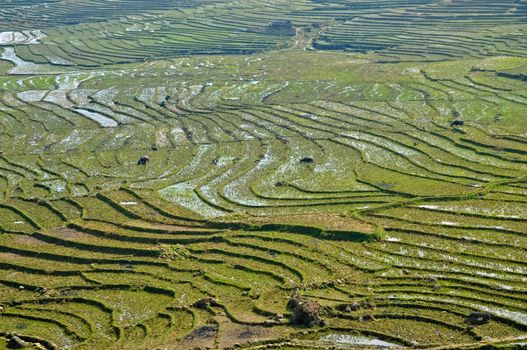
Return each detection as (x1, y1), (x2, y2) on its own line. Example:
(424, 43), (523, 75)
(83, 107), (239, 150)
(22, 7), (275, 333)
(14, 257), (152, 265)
(0, 0), (526, 349)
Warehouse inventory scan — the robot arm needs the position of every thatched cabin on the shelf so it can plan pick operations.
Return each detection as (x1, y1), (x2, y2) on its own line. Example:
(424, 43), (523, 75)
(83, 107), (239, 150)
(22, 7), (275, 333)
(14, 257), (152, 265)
(266, 20), (295, 35)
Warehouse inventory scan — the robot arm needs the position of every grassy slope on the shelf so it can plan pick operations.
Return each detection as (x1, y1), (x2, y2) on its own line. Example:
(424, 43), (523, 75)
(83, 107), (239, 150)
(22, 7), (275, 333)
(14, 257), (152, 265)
(0, 1), (526, 349)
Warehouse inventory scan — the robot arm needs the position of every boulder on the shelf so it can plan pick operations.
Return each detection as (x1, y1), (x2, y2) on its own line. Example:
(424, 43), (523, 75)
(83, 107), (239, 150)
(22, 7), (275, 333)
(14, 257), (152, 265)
(193, 297), (218, 309)
(137, 155), (150, 165)
(7, 336), (28, 349)
(466, 312), (491, 327)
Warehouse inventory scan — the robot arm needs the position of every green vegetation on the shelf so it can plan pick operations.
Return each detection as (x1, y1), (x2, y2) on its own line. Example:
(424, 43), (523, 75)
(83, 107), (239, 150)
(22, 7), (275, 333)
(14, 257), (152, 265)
(0, 0), (526, 349)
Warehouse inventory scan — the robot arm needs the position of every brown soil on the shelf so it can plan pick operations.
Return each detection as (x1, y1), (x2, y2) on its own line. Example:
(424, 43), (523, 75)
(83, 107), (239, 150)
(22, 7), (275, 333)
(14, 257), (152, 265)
(14, 235), (47, 247)
(0, 253), (20, 260)
(49, 227), (85, 240)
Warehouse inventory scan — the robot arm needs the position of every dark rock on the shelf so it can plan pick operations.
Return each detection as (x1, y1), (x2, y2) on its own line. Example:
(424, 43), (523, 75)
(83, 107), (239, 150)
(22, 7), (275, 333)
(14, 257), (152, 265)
(338, 301), (372, 313)
(350, 302), (361, 311)
(137, 155), (150, 165)
(466, 312), (491, 327)
(336, 302), (361, 313)
(192, 297), (218, 309)
(7, 336), (28, 349)
(450, 120), (464, 127)
(300, 157), (314, 164)
(335, 304), (348, 312)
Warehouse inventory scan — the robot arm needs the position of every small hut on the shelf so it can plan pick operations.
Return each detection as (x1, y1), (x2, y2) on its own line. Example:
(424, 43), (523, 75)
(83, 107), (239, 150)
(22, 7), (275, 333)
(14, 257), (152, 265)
(266, 20), (295, 36)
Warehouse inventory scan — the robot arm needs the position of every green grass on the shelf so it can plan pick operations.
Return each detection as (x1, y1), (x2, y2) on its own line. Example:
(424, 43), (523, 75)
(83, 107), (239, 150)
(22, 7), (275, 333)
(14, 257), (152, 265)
(0, 0), (526, 349)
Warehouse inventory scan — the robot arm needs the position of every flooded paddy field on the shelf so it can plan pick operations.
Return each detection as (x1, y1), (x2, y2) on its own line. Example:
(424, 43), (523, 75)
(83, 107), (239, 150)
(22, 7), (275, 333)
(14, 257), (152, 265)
(0, 0), (526, 349)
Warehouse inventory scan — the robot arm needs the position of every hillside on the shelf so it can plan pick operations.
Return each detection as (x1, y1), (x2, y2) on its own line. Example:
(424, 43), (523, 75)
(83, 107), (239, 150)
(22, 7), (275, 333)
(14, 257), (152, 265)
(0, 1), (526, 349)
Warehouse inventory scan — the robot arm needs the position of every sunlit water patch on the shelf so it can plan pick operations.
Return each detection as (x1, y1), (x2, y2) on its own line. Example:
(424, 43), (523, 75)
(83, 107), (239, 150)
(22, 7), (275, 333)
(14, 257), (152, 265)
(319, 334), (401, 348)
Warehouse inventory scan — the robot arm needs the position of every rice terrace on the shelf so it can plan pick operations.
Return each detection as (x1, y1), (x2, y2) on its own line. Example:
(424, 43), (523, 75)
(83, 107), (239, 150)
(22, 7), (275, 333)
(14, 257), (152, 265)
(0, 0), (527, 349)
